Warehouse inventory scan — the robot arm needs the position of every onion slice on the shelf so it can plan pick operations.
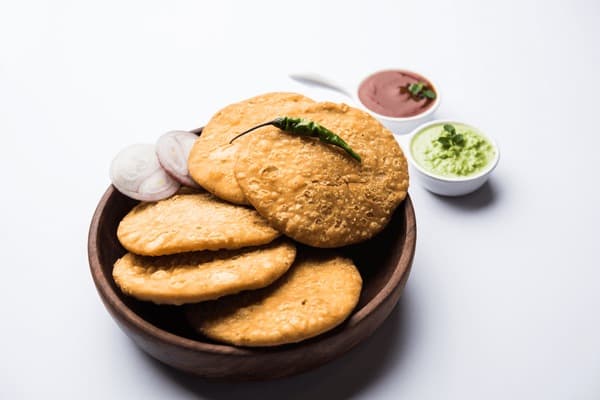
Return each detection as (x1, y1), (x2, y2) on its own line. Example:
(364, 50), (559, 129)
(109, 144), (180, 201)
(156, 130), (200, 188)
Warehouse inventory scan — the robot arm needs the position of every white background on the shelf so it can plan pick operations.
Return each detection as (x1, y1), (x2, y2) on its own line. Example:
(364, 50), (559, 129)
(1, 0), (599, 399)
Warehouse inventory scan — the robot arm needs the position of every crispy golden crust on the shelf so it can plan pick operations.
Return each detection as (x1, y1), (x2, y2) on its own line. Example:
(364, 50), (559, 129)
(187, 92), (315, 204)
(186, 250), (362, 346)
(113, 240), (296, 305)
(234, 102), (409, 247)
(116, 192), (280, 256)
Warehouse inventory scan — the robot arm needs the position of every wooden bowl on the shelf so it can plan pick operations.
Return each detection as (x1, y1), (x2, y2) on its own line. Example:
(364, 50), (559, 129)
(88, 186), (416, 380)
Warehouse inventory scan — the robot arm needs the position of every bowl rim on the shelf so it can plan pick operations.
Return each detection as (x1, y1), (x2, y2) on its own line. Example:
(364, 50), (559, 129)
(355, 68), (441, 122)
(88, 186), (416, 355)
(406, 119), (500, 182)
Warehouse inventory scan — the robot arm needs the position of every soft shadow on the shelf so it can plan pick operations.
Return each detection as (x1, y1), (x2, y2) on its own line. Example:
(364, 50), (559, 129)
(430, 179), (499, 211)
(141, 297), (411, 400)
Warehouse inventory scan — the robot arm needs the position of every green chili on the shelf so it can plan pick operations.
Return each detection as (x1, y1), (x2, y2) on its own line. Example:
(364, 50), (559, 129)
(229, 117), (362, 162)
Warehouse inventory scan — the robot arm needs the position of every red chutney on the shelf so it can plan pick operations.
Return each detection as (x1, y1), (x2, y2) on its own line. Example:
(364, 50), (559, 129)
(358, 70), (436, 118)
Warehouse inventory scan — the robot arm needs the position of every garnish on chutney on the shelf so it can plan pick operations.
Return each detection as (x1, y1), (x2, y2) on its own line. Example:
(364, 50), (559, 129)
(229, 117), (362, 162)
(406, 81), (436, 100)
(437, 124), (466, 149)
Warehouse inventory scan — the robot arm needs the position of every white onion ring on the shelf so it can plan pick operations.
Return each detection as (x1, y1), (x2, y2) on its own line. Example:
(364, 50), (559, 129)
(156, 130), (200, 188)
(109, 144), (180, 201)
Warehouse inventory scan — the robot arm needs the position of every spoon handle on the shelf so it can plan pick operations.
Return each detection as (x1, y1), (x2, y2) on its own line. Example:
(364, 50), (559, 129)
(289, 72), (354, 98)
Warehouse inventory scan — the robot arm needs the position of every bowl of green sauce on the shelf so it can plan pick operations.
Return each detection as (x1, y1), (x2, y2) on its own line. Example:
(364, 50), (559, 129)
(407, 120), (499, 196)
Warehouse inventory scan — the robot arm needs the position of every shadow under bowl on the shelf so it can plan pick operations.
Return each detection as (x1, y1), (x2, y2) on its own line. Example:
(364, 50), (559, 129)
(87, 186), (416, 380)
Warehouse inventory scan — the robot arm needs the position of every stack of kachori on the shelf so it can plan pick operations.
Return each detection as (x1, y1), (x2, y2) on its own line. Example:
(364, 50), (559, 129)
(114, 191), (296, 305)
(113, 92), (408, 347)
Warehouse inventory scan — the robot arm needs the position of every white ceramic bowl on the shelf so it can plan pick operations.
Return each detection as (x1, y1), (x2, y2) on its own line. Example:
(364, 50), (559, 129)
(355, 69), (441, 135)
(405, 120), (500, 196)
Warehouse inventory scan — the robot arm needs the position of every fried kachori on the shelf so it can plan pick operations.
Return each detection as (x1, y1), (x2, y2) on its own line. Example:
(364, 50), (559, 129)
(113, 239), (296, 305)
(186, 250), (362, 346)
(188, 92), (315, 204)
(117, 192), (280, 256)
(234, 102), (408, 247)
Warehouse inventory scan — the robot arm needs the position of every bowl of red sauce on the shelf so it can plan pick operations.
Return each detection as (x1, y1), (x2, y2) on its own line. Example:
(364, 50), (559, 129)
(357, 69), (440, 134)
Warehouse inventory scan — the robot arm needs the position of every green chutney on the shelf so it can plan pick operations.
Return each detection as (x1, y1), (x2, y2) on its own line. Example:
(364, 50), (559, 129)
(410, 123), (495, 178)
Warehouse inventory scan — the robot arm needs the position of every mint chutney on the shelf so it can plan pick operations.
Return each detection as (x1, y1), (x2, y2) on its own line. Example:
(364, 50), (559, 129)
(410, 123), (495, 178)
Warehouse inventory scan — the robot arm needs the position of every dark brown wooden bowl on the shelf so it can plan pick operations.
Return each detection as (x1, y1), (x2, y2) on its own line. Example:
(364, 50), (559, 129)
(88, 185), (416, 380)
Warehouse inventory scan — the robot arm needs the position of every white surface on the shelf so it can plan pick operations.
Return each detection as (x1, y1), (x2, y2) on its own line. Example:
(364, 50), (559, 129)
(1, 1), (599, 399)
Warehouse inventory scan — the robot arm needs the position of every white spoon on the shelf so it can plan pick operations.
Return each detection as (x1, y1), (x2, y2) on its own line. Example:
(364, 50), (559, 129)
(288, 72), (356, 100)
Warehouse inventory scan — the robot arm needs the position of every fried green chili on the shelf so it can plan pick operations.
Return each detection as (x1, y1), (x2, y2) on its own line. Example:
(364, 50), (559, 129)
(229, 117), (362, 162)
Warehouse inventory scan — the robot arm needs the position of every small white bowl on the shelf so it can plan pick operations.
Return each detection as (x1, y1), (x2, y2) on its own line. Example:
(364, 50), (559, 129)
(356, 69), (441, 135)
(406, 120), (500, 196)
